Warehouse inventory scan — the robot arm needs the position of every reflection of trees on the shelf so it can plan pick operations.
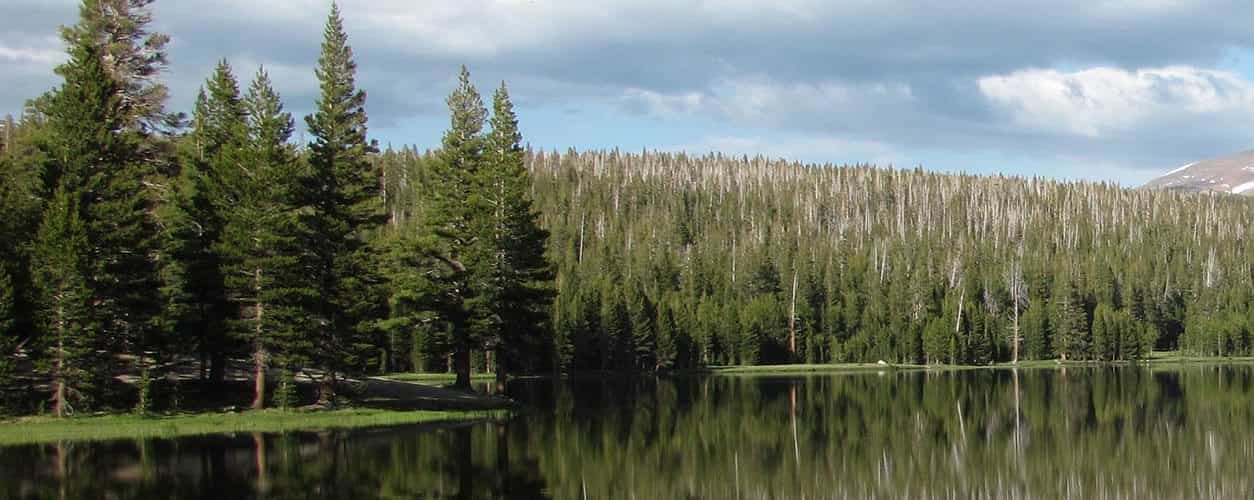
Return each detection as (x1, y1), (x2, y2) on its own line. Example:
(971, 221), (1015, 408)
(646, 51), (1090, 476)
(524, 368), (1251, 498)
(1, 367), (1252, 498)
(0, 421), (549, 499)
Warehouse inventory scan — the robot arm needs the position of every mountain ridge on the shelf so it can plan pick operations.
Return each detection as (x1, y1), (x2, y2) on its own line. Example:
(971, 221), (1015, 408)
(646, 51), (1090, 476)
(1143, 150), (1254, 195)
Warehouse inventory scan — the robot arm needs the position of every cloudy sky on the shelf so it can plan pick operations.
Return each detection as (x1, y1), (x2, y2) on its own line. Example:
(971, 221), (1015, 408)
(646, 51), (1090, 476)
(6, 1), (1254, 185)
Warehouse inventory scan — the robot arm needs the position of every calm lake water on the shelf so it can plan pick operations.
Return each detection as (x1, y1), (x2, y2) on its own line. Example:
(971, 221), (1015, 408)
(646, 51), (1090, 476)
(3, 366), (1253, 499)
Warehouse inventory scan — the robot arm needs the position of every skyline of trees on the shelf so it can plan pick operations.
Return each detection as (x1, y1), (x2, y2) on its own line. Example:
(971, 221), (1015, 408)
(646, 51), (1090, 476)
(0, 0), (1252, 417)
(370, 146), (1249, 372)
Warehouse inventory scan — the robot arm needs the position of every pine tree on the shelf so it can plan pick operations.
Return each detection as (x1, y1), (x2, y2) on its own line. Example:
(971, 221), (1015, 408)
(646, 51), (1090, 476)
(302, 3), (383, 402)
(0, 266), (17, 408)
(40, 10), (164, 404)
(0, 118), (44, 360)
(1052, 279), (1088, 361)
(469, 82), (555, 387)
(217, 69), (308, 409)
(166, 60), (245, 384)
(656, 298), (678, 370)
(31, 189), (98, 416)
(1022, 303), (1050, 360)
(60, 0), (171, 134)
(426, 66), (488, 389)
(627, 284), (656, 371)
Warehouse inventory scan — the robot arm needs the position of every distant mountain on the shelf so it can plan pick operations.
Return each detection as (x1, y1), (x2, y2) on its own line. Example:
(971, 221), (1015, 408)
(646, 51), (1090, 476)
(1143, 150), (1254, 196)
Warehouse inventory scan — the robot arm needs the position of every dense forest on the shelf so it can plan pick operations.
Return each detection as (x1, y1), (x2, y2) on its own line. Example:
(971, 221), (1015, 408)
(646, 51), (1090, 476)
(380, 147), (1254, 372)
(0, 1), (550, 415)
(2, 0), (1254, 416)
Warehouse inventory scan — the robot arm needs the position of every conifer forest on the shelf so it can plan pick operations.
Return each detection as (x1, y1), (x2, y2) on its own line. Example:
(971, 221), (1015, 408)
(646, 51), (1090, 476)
(2, 0), (1254, 416)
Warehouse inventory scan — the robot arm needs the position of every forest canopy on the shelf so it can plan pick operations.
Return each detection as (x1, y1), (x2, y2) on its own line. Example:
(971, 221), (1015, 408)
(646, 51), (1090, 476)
(1, 0), (1252, 416)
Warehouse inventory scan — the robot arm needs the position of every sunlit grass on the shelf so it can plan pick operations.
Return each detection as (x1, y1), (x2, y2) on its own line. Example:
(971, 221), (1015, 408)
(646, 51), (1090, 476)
(0, 408), (507, 446)
(379, 372), (498, 383)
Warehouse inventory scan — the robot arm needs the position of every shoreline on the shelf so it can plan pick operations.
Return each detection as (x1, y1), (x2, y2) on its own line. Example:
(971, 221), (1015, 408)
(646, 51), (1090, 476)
(686, 352), (1254, 376)
(0, 377), (515, 446)
(0, 407), (508, 447)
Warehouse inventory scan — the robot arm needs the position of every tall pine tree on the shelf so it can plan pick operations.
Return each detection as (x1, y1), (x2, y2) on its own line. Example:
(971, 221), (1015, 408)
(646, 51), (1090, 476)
(426, 67), (487, 390)
(165, 60), (245, 384)
(31, 189), (97, 416)
(303, 3), (383, 402)
(218, 68), (308, 409)
(470, 82), (554, 388)
(37, 4), (166, 409)
(0, 265), (18, 409)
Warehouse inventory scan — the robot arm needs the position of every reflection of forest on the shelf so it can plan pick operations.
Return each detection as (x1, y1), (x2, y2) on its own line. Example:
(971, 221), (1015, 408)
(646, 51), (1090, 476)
(2, 367), (1252, 499)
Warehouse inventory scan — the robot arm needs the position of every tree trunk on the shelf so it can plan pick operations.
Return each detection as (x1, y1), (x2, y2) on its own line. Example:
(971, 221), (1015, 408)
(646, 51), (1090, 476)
(788, 270), (798, 357)
(252, 267), (267, 409)
(495, 345), (507, 395)
(1012, 296), (1020, 364)
(317, 374), (335, 406)
(54, 301), (66, 418)
(252, 349), (267, 410)
(454, 348), (471, 390)
(955, 287), (965, 334)
(210, 349), (227, 386)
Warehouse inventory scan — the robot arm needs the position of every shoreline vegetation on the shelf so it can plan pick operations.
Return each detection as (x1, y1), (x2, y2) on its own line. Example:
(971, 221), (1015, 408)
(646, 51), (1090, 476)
(695, 351), (1254, 375)
(0, 376), (515, 446)
(3, 352), (1250, 446)
(0, 408), (506, 447)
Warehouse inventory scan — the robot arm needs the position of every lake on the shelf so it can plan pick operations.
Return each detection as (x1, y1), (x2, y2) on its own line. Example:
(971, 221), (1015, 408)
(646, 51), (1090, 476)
(3, 366), (1252, 498)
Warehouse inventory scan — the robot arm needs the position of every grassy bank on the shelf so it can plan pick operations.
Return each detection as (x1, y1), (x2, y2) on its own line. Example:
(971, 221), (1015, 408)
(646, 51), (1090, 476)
(696, 352), (1254, 376)
(381, 372), (498, 383)
(0, 408), (506, 446)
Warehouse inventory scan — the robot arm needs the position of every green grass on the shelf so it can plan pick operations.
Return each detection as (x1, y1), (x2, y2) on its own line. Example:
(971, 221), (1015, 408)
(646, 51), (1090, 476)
(698, 363), (927, 375)
(0, 408), (506, 446)
(380, 372), (498, 383)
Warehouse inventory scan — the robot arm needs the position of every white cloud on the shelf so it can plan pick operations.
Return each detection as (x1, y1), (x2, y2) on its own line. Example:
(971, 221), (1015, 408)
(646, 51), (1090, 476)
(978, 66), (1254, 137)
(9, 0), (1254, 181)
(0, 43), (62, 65)
(622, 75), (916, 129)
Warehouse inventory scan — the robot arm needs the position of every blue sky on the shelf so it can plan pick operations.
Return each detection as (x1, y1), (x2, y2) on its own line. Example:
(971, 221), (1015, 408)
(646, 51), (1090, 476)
(6, 1), (1254, 186)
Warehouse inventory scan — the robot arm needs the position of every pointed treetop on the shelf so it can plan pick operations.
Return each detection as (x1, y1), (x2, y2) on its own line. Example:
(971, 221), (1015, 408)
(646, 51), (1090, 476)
(444, 66), (486, 148)
(489, 82), (522, 155)
(59, 0), (170, 132)
(307, 1), (369, 152)
(245, 67), (295, 147)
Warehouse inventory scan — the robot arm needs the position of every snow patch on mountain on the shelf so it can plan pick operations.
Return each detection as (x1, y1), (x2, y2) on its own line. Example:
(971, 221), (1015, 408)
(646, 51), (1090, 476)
(1166, 162), (1196, 176)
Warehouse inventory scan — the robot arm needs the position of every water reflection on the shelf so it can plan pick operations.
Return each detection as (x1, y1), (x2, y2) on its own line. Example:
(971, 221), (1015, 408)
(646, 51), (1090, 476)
(2, 366), (1252, 498)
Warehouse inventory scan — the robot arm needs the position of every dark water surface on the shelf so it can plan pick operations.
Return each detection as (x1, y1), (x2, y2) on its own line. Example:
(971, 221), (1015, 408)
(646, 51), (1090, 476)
(3, 366), (1253, 499)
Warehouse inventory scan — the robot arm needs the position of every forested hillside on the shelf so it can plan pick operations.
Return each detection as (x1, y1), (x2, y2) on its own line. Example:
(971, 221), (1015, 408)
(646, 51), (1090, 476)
(2, 0), (1253, 418)
(381, 148), (1254, 369)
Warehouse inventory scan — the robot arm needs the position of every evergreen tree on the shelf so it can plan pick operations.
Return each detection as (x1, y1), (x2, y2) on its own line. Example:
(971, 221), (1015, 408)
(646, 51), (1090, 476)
(1022, 303), (1050, 360)
(0, 117), (44, 362)
(1052, 279), (1088, 361)
(656, 298), (678, 370)
(468, 82), (554, 388)
(31, 189), (98, 416)
(627, 284), (656, 371)
(425, 66), (487, 389)
(302, 3), (384, 401)
(60, 0), (171, 134)
(166, 60), (245, 384)
(217, 69), (308, 408)
(0, 266), (17, 408)
(39, 9), (164, 404)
